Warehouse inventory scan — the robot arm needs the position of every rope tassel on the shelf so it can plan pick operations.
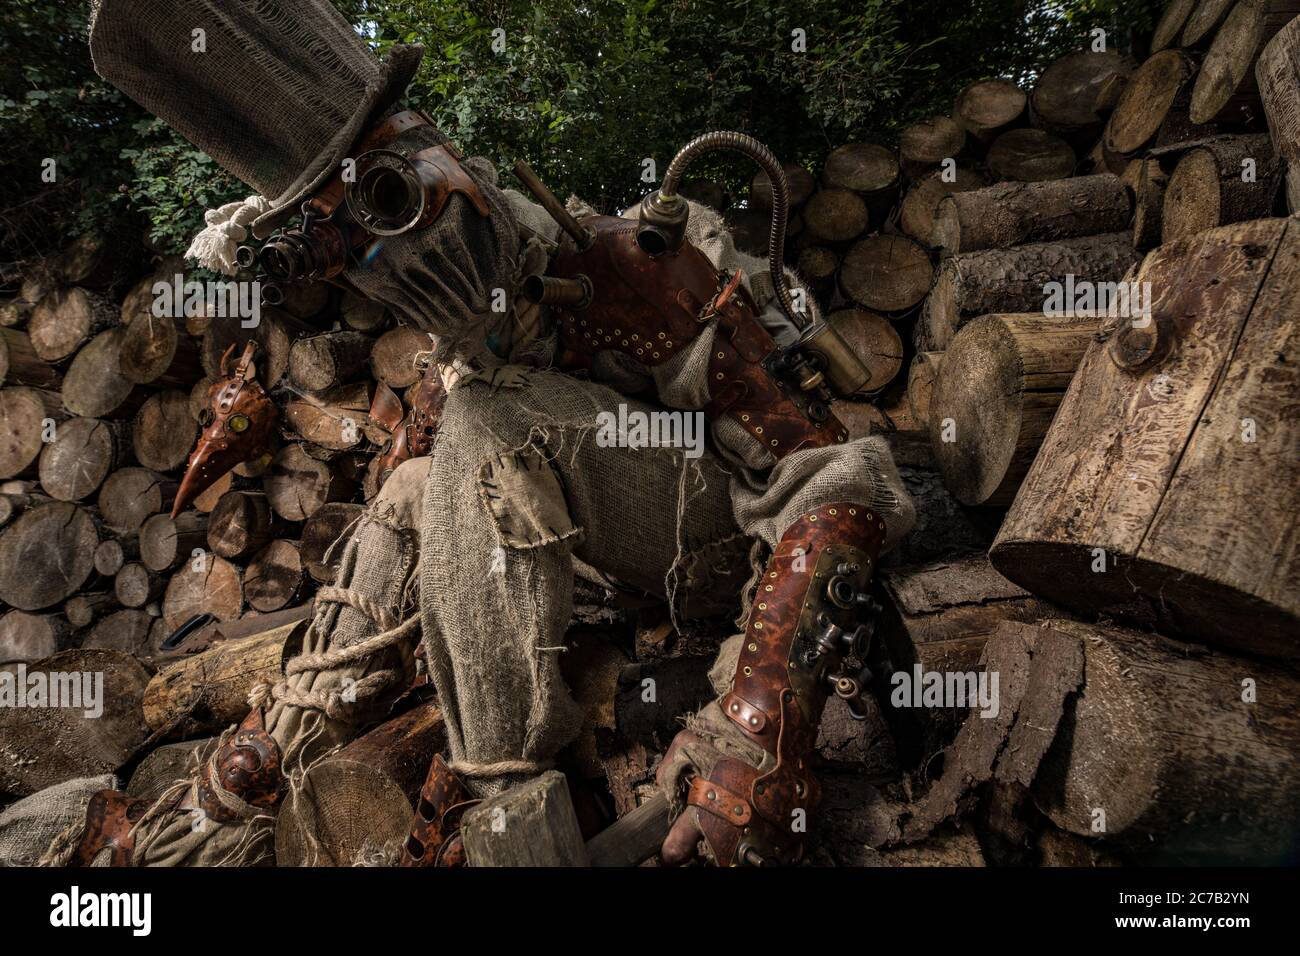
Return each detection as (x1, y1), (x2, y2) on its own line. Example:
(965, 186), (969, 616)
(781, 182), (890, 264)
(184, 195), (273, 275)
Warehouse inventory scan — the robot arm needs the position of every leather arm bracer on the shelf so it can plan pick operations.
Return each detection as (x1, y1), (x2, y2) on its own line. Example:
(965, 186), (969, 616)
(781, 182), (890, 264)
(687, 504), (886, 865)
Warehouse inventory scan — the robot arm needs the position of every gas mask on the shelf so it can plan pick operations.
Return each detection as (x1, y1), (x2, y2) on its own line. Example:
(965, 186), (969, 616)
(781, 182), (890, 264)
(173, 342), (278, 517)
(242, 109), (521, 356)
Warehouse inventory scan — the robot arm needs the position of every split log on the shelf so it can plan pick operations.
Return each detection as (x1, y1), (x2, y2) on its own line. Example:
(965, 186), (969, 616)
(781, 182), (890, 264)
(929, 313), (1100, 506)
(37, 417), (128, 502)
(1102, 49), (1198, 161)
(370, 326), (432, 389)
(906, 351), (942, 431)
(0, 649), (151, 797)
(275, 704), (446, 866)
(0, 501), (98, 609)
(140, 511), (210, 572)
(750, 162), (816, 210)
(191, 470), (233, 513)
(461, 771), (589, 867)
(65, 592), (120, 629)
(0, 610), (73, 665)
(288, 331), (374, 394)
(1030, 50), (1136, 145)
(263, 443), (357, 522)
(1162, 133), (1281, 241)
(340, 290), (390, 334)
(26, 287), (116, 363)
(802, 188), (870, 243)
(991, 218), (1300, 658)
(141, 619), (301, 738)
(899, 168), (985, 247)
(954, 78), (1027, 145)
(1028, 619), (1300, 864)
(55, 233), (120, 290)
(838, 234), (932, 314)
(1182, 0), (1241, 46)
(825, 308), (905, 395)
(899, 117), (967, 180)
(93, 535), (138, 577)
(98, 468), (177, 535)
(245, 540), (305, 613)
(161, 553), (243, 631)
(300, 502), (365, 583)
(1257, 15), (1300, 211)
(1153, 0), (1199, 51)
(0, 387), (66, 478)
(1190, 0), (1300, 126)
(117, 314), (203, 388)
(115, 562), (164, 609)
(0, 329), (61, 388)
(61, 329), (140, 419)
(131, 390), (197, 473)
(986, 128), (1076, 182)
(586, 794), (671, 867)
(205, 490), (276, 560)
(932, 174), (1131, 254)
(917, 232), (1137, 351)
(84, 609), (157, 660)
(1130, 158), (1170, 249)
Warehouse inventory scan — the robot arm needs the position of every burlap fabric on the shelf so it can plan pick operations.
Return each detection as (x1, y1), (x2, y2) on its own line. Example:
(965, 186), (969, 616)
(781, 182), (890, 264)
(0, 775), (116, 867)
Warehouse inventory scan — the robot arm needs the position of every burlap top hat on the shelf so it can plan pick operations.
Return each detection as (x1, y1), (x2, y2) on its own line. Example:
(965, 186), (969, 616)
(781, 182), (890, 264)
(89, 0), (423, 238)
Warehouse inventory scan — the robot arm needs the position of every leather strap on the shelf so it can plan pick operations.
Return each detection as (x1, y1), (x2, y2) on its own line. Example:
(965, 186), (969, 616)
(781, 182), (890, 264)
(67, 790), (147, 867)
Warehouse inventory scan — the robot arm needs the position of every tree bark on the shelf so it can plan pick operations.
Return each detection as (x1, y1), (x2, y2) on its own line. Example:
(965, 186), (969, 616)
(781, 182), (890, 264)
(1153, 0), (1199, 52)
(1190, 0), (1300, 126)
(932, 174), (1131, 254)
(288, 331), (374, 393)
(899, 168), (986, 247)
(1256, 13), (1300, 211)
(917, 232), (1138, 350)
(991, 219), (1300, 658)
(1028, 618), (1300, 863)
(1163, 133), (1281, 243)
(0, 328), (61, 389)
(906, 351), (943, 432)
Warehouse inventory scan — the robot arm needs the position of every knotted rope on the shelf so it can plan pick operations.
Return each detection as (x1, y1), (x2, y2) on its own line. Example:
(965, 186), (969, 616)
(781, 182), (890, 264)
(247, 584), (420, 720)
(184, 195), (272, 275)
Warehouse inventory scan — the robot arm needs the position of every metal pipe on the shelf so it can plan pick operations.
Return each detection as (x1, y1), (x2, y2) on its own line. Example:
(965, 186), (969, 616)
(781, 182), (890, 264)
(513, 160), (594, 250)
(522, 274), (591, 309)
(653, 131), (815, 329)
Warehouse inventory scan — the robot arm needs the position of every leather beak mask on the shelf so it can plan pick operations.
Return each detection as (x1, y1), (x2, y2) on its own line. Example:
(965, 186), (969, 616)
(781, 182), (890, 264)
(173, 342), (278, 517)
(369, 348), (448, 491)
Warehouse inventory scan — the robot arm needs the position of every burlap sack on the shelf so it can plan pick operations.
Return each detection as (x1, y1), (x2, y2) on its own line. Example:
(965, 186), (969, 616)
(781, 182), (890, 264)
(0, 775), (114, 867)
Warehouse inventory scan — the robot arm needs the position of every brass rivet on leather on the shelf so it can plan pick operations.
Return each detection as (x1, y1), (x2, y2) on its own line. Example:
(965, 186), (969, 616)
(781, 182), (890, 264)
(764, 584), (773, 591)
(770, 439), (778, 446)
(733, 806), (744, 815)
(743, 666), (753, 675)
(622, 340), (629, 346)
(614, 328), (621, 335)
(748, 643), (757, 652)
(716, 373), (724, 380)
(753, 621), (763, 629)
(741, 414), (750, 421)
(666, 340), (673, 347)
(717, 352), (725, 359)
(865, 513), (873, 520)
(707, 790), (717, 800)
(657, 332), (665, 339)
(849, 508), (857, 515)
(808, 514), (817, 521)
(747, 716), (758, 727)
(758, 602), (767, 610)
(755, 426), (763, 434)
(730, 702), (740, 712)
(653, 352), (660, 358)
(829, 508), (837, 515)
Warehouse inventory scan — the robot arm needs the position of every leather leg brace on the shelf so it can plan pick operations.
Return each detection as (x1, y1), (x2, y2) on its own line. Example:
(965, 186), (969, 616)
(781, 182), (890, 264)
(684, 504), (886, 865)
(400, 754), (477, 867)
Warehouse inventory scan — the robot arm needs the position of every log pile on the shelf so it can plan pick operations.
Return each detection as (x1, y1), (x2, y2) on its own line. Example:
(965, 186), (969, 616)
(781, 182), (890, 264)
(1, 5), (1298, 867)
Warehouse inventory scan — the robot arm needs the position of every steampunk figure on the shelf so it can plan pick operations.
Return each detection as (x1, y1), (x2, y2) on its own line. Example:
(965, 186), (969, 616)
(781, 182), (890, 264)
(37, 0), (913, 867)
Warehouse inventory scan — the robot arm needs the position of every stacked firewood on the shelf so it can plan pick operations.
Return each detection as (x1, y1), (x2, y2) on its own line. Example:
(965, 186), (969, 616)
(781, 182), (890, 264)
(3, 4), (1298, 866)
(0, 235), (425, 773)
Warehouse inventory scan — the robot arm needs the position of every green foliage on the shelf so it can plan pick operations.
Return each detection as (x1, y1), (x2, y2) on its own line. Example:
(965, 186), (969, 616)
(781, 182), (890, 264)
(1, 0), (1161, 262)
